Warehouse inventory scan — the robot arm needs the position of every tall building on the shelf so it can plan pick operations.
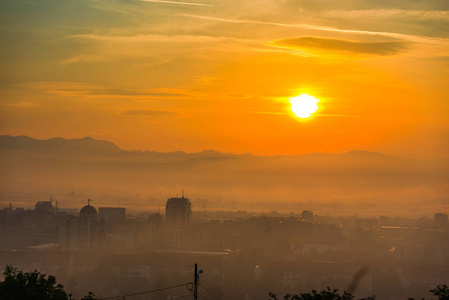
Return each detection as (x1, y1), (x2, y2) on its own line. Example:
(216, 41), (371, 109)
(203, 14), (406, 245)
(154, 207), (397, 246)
(79, 199), (98, 247)
(147, 213), (164, 248)
(165, 194), (191, 248)
(301, 210), (313, 222)
(434, 213), (448, 229)
(59, 216), (80, 251)
(165, 193), (191, 225)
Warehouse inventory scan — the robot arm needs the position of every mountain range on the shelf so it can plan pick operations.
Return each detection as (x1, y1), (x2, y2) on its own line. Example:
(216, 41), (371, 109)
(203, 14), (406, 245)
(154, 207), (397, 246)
(0, 135), (448, 214)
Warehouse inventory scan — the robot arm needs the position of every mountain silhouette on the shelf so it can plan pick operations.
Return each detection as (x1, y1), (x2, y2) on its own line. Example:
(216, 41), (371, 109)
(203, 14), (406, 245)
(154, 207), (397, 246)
(0, 135), (122, 154)
(0, 135), (447, 212)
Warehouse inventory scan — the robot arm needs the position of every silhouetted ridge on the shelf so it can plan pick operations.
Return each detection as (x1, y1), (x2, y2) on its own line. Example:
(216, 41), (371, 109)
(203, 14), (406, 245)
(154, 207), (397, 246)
(0, 135), (416, 161)
(342, 150), (403, 161)
(344, 150), (390, 157)
(0, 135), (122, 154)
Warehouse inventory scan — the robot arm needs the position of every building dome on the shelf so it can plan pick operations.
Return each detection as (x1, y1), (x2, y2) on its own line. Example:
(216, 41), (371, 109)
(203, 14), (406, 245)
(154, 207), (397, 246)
(80, 200), (97, 216)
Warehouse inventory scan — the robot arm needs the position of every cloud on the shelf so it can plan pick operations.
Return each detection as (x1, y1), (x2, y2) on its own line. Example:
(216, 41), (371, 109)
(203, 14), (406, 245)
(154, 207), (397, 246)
(180, 14), (449, 45)
(270, 37), (408, 55)
(21, 82), (190, 99)
(76, 89), (187, 97)
(62, 34), (260, 64)
(194, 76), (215, 85)
(69, 33), (257, 45)
(121, 109), (179, 116)
(1, 102), (40, 107)
(325, 9), (449, 22)
(140, 0), (214, 7)
(20, 1), (49, 7)
(222, 94), (251, 99)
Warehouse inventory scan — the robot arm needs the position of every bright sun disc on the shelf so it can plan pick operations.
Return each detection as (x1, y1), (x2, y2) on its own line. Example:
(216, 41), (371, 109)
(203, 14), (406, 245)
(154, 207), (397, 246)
(289, 93), (320, 118)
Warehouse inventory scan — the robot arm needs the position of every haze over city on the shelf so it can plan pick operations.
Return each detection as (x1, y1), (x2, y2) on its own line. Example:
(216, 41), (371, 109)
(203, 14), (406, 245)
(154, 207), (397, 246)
(0, 135), (448, 217)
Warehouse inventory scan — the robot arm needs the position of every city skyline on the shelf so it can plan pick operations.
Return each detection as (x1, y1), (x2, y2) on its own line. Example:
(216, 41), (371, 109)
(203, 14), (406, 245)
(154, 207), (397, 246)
(1, 195), (448, 299)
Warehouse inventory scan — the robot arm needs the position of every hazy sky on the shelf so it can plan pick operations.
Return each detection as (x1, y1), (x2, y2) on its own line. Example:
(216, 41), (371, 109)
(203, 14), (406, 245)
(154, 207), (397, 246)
(1, 0), (448, 157)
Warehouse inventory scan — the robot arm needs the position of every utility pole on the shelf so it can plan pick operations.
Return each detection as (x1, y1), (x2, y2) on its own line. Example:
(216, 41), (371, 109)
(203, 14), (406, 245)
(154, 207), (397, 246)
(194, 263), (198, 300)
(194, 263), (203, 300)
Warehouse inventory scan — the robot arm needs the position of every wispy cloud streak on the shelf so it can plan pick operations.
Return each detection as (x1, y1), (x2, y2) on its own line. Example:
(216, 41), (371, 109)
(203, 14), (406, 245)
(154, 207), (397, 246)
(21, 1), (49, 6)
(141, 0), (214, 7)
(179, 108), (357, 117)
(326, 9), (449, 22)
(1, 102), (40, 107)
(21, 82), (190, 99)
(272, 37), (408, 55)
(122, 109), (179, 116)
(180, 14), (449, 44)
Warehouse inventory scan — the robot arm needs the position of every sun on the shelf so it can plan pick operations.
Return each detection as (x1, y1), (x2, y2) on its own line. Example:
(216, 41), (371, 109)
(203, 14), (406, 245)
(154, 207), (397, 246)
(289, 93), (320, 119)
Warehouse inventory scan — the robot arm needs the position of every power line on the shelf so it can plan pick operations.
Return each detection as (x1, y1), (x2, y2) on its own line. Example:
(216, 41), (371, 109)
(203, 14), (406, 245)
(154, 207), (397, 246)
(96, 282), (192, 300)
(171, 294), (193, 299)
(199, 283), (220, 300)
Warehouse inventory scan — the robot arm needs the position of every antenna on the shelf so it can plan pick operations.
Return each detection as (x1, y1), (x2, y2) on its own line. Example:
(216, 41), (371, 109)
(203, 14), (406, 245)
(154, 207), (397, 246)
(182, 190), (184, 198)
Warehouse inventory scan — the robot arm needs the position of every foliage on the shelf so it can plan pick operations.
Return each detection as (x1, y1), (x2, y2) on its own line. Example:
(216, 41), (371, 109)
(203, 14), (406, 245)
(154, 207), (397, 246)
(0, 266), (96, 300)
(270, 285), (449, 300)
(430, 285), (449, 300)
(0, 265), (72, 300)
(268, 287), (376, 300)
(80, 291), (96, 300)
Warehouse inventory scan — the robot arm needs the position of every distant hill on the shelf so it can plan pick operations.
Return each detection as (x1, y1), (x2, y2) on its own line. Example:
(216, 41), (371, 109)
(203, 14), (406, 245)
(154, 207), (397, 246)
(0, 135), (448, 214)
(0, 135), (122, 154)
(0, 135), (240, 162)
(0, 135), (402, 162)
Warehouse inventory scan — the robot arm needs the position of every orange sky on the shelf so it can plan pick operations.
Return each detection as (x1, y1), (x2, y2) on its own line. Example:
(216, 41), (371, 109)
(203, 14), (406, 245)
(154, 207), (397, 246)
(1, 0), (448, 158)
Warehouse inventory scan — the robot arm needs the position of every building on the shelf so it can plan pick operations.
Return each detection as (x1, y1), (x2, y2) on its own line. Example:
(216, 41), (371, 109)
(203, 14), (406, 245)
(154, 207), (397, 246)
(147, 213), (164, 248)
(99, 207), (126, 222)
(34, 198), (56, 213)
(78, 199), (98, 248)
(434, 213), (448, 229)
(58, 200), (99, 250)
(302, 210), (313, 222)
(166, 193), (191, 225)
(58, 216), (80, 251)
(165, 193), (192, 248)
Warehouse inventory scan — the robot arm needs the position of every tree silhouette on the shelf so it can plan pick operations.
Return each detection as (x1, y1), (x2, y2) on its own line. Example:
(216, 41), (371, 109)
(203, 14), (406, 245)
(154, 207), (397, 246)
(430, 285), (449, 300)
(268, 287), (376, 300)
(0, 266), (95, 300)
(270, 285), (449, 300)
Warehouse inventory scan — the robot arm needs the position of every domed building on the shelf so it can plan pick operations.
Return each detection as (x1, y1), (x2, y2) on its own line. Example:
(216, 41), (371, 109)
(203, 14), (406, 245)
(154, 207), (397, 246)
(80, 200), (97, 217)
(78, 199), (97, 248)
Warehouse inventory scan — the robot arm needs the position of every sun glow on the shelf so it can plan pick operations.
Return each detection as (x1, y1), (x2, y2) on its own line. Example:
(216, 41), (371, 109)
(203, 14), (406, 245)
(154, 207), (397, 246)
(289, 93), (320, 119)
